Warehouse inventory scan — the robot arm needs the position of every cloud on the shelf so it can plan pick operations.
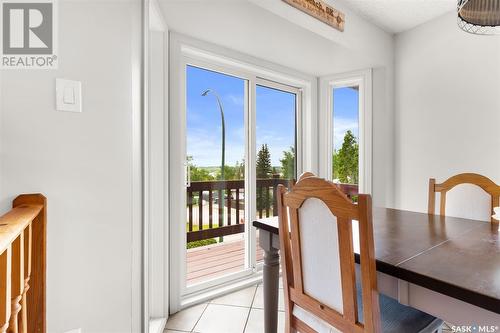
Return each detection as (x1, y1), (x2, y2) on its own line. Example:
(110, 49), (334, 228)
(333, 117), (359, 150)
(225, 94), (244, 106)
(256, 129), (294, 165)
(188, 127), (245, 166)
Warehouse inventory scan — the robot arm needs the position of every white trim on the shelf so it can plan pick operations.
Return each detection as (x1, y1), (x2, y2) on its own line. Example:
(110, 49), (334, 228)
(149, 318), (167, 333)
(255, 78), (304, 177)
(132, 0), (145, 331)
(182, 274), (263, 309)
(145, 0), (169, 327)
(149, 0), (165, 32)
(246, 74), (256, 272)
(319, 69), (373, 194)
(148, 27), (168, 322)
(142, 0), (150, 330)
(169, 33), (315, 313)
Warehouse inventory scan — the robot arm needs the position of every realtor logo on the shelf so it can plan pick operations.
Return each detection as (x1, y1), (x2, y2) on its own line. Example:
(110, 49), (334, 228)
(1, 0), (57, 69)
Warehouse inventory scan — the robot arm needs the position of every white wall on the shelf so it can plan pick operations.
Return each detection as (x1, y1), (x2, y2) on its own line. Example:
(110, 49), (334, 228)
(394, 12), (500, 216)
(160, 0), (395, 207)
(0, 1), (141, 332)
(160, 0), (392, 77)
(249, 0), (393, 69)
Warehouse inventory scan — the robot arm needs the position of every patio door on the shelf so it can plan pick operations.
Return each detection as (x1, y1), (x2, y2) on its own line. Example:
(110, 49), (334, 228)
(184, 65), (251, 290)
(169, 41), (302, 310)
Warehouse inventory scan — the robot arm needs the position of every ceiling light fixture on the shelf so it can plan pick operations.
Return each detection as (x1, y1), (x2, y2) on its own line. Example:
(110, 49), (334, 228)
(458, 0), (500, 34)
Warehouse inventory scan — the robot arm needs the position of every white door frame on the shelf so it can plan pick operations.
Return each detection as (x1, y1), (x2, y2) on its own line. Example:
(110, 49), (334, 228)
(318, 69), (373, 194)
(168, 33), (315, 312)
(146, 0), (169, 330)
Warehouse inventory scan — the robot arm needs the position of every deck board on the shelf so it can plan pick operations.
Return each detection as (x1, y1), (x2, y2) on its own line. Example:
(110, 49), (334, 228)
(187, 238), (264, 285)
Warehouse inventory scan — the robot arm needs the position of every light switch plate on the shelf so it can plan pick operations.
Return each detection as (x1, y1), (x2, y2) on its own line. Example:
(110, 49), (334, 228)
(56, 78), (82, 112)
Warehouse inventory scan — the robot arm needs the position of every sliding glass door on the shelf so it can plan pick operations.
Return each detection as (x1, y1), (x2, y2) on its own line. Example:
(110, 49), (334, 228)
(255, 81), (299, 263)
(185, 65), (248, 287)
(170, 54), (302, 304)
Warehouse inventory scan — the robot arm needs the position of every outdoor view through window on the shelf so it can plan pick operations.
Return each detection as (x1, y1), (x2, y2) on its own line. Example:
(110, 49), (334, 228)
(255, 84), (297, 263)
(333, 86), (359, 186)
(185, 65), (300, 285)
(186, 65), (247, 285)
(185, 66), (359, 286)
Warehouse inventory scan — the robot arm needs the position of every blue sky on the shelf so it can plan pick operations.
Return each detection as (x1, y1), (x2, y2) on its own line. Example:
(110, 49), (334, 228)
(333, 87), (359, 151)
(187, 65), (358, 167)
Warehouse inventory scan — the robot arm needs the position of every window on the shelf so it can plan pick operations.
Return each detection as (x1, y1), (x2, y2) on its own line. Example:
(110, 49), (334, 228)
(185, 65), (247, 286)
(255, 81), (299, 262)
(319, 70), (372, 195)
(332, 86), (359, 185)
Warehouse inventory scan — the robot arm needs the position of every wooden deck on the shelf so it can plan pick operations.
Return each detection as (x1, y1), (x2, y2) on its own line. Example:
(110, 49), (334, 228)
(187, 238), (265, 285)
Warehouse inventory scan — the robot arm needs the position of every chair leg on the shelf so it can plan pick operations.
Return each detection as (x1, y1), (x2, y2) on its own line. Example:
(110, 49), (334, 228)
(284, 313), (294, 333)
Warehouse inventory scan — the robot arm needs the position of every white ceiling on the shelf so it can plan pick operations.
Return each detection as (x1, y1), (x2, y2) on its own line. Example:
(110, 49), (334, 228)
(337, 0), (456, 34)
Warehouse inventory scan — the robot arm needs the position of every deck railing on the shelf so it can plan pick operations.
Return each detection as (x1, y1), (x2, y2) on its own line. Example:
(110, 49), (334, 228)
(186, 178), (357, 242)
(0, 194), (46, 333)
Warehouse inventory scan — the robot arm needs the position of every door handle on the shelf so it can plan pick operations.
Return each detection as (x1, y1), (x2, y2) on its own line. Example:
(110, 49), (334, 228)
(185, 162), (191, 188)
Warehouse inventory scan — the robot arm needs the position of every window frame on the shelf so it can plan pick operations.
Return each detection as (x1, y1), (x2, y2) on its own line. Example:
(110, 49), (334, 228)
(255, 77), (303, 181)
(319, 69), (373, 194)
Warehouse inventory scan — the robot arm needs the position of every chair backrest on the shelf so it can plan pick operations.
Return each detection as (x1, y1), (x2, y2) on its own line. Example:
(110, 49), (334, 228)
(428, 173), (500, 223)
(277, 173), (380, 333)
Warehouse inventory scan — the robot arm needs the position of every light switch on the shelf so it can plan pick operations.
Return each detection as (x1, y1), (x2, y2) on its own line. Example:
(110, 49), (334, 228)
(56, 78), (82, 112)
(63, 86), (75, 104)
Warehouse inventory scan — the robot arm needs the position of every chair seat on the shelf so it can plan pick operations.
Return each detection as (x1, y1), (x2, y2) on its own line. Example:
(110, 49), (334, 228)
(293, 291), (443, 333)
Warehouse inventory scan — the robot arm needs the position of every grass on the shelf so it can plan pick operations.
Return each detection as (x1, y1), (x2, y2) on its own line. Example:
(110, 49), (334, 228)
(186, 223), (220, 249)
(187, 239), (217, 249)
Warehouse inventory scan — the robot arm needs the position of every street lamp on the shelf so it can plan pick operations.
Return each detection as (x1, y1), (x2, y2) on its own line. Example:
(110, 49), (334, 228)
(202, 89), (227, 241)
(201, 89), (226, 180)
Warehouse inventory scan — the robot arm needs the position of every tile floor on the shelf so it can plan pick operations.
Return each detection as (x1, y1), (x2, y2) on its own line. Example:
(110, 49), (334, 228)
(165, 282), (454, 333)
(165, 283), (284, 333)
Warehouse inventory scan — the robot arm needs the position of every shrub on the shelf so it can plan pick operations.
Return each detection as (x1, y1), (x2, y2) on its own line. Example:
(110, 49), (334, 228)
(187, 238), (217, 249)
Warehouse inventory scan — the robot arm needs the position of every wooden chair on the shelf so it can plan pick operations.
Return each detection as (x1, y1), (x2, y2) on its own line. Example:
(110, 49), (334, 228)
(428, 173), (500, 223)
(277, 173), (443, 333)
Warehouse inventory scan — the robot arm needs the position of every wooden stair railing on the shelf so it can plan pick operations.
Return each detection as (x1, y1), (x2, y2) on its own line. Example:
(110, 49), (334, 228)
(0, 194), (46, 333)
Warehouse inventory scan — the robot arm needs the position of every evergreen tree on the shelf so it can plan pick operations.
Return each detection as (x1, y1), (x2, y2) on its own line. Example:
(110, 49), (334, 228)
(333, 130), (359, 184)
(256, 144), (272, 179)
(256, 144), (272, 211)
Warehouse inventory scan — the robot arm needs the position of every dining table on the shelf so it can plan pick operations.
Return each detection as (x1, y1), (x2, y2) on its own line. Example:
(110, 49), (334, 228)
(253, 207), (500, 333)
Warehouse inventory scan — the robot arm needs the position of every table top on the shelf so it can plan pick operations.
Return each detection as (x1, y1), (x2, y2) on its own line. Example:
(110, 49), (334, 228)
(253, 207), (500, 314)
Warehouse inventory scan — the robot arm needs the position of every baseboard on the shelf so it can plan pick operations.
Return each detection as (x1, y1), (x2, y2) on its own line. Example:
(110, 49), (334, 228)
(149, 317), (167, 333)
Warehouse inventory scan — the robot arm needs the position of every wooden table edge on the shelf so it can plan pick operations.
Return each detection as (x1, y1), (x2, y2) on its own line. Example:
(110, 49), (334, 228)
(252, 219), (500, 315)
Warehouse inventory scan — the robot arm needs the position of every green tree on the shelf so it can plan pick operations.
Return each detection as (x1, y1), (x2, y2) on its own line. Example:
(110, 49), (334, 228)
(256, 144), (272, 211)
(280, 147), (295, 180)
(214, 160), (245, 180)
(235, 160), (245, 180)
(187, 156), (214, 181)
(332, 150), (340, 180)
(216, 165), (236, 180)
(256, 144), (272, 178)
(333, 130), (359, 184)
(190, 166), (215, 181)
